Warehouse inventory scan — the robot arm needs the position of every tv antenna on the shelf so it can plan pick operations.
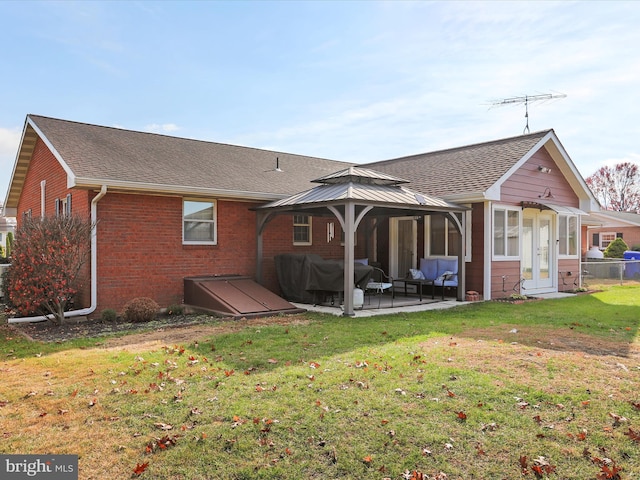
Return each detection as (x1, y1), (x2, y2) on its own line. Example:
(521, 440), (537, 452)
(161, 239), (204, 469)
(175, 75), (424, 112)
(488, 93), (567, 134)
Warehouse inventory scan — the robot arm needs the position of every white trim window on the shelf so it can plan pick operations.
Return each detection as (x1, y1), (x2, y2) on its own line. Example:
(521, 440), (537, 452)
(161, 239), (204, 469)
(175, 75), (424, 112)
(183, 200), (216, 244)
(558, 214), (578, 257)
(425, 215), (461, 257)
(293, 214), (312, 245)
(493, 206), (520, 259)
(55, 194), (72, 217)
(599, 232), (618, 250)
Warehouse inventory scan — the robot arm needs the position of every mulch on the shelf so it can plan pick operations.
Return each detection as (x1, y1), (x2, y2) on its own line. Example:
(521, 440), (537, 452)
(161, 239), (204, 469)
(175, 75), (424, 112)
(4, 310), (225, 343)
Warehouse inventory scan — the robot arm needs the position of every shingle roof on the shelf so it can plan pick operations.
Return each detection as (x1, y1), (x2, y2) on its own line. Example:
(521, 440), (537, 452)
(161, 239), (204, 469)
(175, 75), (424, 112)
(366, 130), (552, 199)
(28, 115), (352, 199)
(6, 115), (558, 212)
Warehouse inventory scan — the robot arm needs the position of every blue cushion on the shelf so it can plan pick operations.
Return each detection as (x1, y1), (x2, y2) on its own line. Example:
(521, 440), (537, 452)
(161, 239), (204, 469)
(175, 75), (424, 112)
(419, 258), (438, 280)
(437, 258), (458, 276)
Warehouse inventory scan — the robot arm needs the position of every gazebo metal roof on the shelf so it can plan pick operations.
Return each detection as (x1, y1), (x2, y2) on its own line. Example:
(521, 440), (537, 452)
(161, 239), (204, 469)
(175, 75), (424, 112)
(258, 166), (464, 213)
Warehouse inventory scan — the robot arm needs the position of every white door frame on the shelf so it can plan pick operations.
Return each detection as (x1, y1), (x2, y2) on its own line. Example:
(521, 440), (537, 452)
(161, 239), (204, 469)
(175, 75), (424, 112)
(522, 210), (555, 294)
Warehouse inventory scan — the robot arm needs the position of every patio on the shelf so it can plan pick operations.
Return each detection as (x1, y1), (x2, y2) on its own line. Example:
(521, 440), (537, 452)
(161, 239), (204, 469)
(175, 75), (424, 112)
(294, 289), (469, 317)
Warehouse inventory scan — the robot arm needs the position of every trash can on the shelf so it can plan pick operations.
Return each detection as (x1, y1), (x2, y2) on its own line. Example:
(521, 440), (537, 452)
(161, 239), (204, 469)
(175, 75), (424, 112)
(623, 251), (640, 278)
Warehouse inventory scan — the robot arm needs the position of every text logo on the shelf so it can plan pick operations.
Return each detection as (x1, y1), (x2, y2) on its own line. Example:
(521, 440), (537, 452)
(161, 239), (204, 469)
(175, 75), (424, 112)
(0, 455), (78, 480)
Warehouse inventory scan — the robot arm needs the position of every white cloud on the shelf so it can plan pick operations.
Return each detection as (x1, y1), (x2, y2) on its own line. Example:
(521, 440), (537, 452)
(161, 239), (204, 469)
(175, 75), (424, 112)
(144, 123), (181, 134)
(0, 127), (22, 201)
(0, 127), (21, 156)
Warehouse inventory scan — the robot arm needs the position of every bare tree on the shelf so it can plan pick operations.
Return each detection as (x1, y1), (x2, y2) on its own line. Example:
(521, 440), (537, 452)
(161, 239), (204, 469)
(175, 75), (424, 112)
(586, 162), (640, 212)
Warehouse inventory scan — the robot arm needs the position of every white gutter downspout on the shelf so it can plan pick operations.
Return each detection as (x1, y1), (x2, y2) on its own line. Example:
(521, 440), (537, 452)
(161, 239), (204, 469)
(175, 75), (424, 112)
(9, 185), (107, 324)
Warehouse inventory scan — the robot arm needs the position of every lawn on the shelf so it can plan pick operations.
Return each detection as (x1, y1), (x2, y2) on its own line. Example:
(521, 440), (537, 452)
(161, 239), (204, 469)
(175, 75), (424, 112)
(1, 285), (639, 479)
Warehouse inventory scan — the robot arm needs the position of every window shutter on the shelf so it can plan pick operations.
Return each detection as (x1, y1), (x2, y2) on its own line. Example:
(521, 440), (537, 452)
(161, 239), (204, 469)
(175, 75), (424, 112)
(66, 194), (72, 216)
(55, 198), (60, 216)
(592, 233), (599, 246)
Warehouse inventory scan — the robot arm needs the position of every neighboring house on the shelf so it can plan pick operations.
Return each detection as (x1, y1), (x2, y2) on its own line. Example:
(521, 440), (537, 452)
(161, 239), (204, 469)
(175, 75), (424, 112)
(0, 201), (16, 257)
(583, 210), (640, 251)
(3, 114), (599, 318)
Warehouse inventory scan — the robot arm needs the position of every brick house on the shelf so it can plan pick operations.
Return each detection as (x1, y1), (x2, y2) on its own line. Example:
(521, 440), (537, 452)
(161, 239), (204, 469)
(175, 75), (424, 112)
(3, 115), (599, 319)
(584, 210), (640, 252)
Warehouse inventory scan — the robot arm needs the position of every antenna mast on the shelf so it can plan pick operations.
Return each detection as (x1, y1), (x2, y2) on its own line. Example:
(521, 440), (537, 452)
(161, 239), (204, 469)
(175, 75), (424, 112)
(489, 93), (567, 134)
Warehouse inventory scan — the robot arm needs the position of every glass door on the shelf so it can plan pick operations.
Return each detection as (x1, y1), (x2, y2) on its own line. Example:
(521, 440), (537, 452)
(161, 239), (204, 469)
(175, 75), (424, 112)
(522, 211), (554, 292)
(390, 217), (417, 279)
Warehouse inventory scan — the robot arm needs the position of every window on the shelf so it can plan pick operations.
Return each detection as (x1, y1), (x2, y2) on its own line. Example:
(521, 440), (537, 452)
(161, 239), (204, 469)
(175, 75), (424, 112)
(55, 194), (72, 217)
(493, 207), (520, 258)
(599, 232), (618, 249)
(558, 214), (578, 256)
(293, 214), (312, 245)
(426, 215), (461, 257)
(183, 200), (216, 244)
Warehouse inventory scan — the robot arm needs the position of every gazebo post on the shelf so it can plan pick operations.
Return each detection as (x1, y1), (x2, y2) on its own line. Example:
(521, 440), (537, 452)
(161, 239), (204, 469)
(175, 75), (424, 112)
(255, 211), (274, 285)
(343, 201), (356, 316)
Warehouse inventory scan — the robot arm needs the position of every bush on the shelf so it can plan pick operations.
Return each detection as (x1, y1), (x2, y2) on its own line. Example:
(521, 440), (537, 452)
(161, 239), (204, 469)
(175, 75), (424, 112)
(100, 308), (118, 322)
(122, 297), (159, 323)
(603, 237), (628, 258)
(7, 216), (92, 324)
(632, 244), (640, 252)
(5, 231), (12, 258)
(166, 303), (184, 316)
(1, 266), (13, 306)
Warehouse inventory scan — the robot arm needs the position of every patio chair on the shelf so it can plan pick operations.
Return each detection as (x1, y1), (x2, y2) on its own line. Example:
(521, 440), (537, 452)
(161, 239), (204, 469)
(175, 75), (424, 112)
(364, 267), (394, 308)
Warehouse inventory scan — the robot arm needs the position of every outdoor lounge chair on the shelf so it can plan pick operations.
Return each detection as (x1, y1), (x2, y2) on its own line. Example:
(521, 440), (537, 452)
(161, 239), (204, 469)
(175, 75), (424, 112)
(406, 257), (458, 301)
(364, 266), (394, 308)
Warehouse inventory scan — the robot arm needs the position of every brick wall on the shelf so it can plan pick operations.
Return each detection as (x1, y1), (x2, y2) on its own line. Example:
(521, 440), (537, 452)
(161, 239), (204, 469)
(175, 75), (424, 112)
(16, 139), (375, 316)
(16, 139), (92, 308)
(93, 192), (365, 315)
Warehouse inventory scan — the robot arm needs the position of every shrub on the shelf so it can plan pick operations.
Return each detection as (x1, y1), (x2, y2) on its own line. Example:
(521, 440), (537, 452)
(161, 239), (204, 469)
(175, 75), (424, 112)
(603, 237), (628, 258)
(122, 297), (159, 323)
(100, 308), (118, 322)
(632, 244), (640, 252)
(1, 266), (13, 305)
(6, 216), (93, 324)
(166, 303), (184, 316)
(5, 231), (12, 258)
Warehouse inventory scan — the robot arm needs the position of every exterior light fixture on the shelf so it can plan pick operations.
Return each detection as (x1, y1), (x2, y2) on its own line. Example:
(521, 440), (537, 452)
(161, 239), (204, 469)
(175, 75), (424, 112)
(537, 165), (552, 173)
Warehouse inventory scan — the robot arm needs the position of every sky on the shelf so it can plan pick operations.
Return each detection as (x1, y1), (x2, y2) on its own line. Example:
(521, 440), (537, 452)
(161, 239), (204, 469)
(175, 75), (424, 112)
(1, 0), (639, 205)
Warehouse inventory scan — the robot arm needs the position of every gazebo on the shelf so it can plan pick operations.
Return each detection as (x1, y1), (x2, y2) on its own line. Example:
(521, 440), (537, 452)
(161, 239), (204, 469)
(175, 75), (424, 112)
(254, 167), (468, 316)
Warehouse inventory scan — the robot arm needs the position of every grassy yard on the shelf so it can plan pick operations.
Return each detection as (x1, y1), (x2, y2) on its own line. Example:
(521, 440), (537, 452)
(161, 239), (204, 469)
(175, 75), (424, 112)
(1, 285), (639, 479)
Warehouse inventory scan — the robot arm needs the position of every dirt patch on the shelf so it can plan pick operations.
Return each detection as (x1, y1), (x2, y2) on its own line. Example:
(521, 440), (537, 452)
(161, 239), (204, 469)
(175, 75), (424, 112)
(102, 315), (310, 349)
(458, 324), (639, 359)
(7, 313), (310, 348)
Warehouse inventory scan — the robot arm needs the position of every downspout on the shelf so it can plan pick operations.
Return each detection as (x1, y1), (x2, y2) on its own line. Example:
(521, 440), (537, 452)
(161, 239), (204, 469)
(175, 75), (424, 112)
(9, 185), (107, 324)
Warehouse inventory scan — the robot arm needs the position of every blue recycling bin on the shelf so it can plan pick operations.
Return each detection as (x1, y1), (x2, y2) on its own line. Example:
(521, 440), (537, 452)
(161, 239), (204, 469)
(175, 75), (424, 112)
(623, 251), (640, 278)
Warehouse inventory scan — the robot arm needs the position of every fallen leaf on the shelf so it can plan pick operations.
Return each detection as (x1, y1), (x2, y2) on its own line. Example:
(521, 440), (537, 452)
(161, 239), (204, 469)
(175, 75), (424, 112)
(154, 423), (173, 430)
(132, 462), (149, 476)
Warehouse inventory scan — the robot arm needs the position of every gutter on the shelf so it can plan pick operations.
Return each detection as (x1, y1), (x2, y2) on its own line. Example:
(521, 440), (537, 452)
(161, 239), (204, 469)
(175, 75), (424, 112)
(9, 185), (108, 324)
